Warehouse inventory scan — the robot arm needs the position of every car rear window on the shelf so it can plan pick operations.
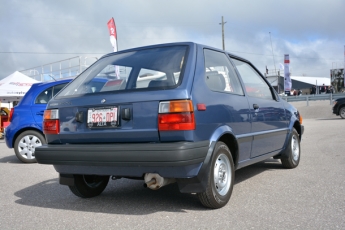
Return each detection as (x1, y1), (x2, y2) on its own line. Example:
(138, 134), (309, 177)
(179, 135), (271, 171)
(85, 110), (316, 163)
(56, 46), (187, 97)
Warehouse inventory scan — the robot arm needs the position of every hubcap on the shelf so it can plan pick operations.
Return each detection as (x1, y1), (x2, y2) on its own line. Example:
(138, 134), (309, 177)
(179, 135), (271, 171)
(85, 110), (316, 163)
(291, 134), (300, 162)
(213, 153), (231, 196)
(17, 135), (42, 159)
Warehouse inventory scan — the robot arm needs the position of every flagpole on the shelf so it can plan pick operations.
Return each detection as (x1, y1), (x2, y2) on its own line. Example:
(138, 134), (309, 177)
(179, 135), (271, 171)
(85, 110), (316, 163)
(115, 18), (118, 52)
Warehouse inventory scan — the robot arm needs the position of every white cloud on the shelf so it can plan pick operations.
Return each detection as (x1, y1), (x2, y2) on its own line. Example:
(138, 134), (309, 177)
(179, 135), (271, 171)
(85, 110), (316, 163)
(0, 0), (344, 79)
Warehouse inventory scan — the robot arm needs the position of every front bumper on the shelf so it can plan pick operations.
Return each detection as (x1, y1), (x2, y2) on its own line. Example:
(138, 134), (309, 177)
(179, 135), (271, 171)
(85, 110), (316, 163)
(35, 141), (209, 178)
(332, 106), (338, 115)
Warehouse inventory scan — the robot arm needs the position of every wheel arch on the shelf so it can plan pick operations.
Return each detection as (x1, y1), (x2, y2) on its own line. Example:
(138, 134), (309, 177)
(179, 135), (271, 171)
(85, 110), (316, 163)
(338, 104), (345, 115)
(218, 134), (239, 168)
(177, 125), (239, 194)
(293, 121), (302, 141)
(12, 127), (45, 147)
(209, 125), (239, 168)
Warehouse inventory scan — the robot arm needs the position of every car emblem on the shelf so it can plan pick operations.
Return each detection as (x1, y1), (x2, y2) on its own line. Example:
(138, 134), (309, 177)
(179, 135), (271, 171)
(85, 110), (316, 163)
(101, 99), (106, 104)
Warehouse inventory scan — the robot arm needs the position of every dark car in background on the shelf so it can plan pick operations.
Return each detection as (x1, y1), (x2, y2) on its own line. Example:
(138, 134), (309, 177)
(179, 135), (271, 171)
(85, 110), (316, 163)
(5, 79), (71, 163)
(332, 97), (345, 119)
(35, 42), (304, 209)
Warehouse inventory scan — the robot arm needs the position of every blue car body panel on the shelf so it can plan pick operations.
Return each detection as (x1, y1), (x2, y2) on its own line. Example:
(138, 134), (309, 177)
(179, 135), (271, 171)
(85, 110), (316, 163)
(5, 79), (71, 148)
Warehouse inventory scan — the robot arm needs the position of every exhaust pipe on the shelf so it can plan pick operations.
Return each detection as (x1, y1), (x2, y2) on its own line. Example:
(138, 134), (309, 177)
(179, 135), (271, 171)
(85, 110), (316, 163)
(144, 173), (175, 190)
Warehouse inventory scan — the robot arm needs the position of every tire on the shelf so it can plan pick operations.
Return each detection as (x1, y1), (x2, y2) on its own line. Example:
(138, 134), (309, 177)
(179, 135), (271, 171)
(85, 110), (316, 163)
(281, 128), (300, 169)
(14, 130), (46, 163)
(339, 107), (345, 119)
(198, 141), (234, 209)
(69, 175), (109, 198)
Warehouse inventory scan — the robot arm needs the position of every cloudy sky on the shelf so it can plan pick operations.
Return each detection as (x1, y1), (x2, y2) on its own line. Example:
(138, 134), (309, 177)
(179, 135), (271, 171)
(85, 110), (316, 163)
(0, 0), (344, 80)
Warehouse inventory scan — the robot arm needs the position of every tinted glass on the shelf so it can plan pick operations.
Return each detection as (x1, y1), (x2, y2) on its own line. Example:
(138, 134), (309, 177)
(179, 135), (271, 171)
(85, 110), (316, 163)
(231, 58), (273, 100)
(35, 83), (68, 104)
(53, 83), (68, 96)
(204, 49), (243, 95)
(35, 87), (53, 104)
(57, 46), (187, 97)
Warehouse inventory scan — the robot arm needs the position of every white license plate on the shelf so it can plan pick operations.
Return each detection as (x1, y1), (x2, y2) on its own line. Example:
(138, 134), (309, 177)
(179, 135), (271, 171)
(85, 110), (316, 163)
(87, 107), (118, 128)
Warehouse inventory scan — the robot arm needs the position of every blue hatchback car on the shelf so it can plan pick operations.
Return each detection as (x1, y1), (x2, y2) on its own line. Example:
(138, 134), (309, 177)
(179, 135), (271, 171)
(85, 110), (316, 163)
(35, 42), (304, 208)
(5, 79), (71, 163)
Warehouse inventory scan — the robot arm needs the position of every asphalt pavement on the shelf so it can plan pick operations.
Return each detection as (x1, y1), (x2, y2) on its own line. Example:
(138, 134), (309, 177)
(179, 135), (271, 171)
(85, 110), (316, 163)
(0, 101), (344, 229)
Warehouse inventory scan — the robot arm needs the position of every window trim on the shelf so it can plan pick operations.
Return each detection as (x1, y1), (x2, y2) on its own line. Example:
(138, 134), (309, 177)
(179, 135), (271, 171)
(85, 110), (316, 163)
(229, 56), (277, 101)
(203, 48), (245, 96)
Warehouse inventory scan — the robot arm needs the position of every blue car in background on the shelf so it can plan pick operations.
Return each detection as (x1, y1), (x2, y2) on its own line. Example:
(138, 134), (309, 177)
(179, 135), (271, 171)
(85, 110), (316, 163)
(35, 42), (304, 208)
(5, 79), (71, 163)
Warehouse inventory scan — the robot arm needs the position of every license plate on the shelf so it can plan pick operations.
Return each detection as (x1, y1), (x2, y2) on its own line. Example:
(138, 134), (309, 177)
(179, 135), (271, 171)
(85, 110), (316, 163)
(87, 107), (118, 128)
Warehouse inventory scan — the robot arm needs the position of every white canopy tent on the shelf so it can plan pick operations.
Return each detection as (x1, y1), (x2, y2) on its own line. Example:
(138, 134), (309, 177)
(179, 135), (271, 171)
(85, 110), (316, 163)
(0, 71), (39, 103)
(0, 71), (39, 135)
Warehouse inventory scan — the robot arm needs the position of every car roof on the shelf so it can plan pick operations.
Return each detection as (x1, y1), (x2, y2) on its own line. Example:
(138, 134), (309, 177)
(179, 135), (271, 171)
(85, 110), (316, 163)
(98, 42), (250, 63)
(31, 78), (73, 87)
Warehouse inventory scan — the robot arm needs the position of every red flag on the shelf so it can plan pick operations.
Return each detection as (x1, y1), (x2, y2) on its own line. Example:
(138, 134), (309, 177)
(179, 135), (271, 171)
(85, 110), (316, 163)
(107, 18), (118, 52)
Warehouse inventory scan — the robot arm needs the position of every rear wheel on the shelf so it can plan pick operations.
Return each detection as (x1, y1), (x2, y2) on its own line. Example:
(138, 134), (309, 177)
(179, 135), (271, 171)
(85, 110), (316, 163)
(69, 175), (109, 198)
(14, 130), (46, 163)
(281, 128), (300, 168)
(198, 141), (234, 209)
(339, 107), (345, 119)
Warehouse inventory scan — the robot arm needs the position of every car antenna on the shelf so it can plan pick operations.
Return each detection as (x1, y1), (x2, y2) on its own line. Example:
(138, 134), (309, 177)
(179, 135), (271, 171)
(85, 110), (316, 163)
(49, 75), (57, 81)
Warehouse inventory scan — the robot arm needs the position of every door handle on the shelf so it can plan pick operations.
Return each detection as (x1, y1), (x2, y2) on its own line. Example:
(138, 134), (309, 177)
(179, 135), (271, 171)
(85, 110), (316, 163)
(36, 111), (44, 115)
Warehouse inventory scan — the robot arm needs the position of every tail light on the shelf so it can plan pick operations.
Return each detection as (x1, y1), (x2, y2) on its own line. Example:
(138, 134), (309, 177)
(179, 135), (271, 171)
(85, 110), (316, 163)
(9, 108), (14, 122)
(43, 109), (60, 134)
(158, 100), (195, 131)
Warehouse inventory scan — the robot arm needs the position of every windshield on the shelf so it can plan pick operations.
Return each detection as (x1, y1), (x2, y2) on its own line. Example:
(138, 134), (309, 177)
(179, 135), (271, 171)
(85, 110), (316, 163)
(56, 46), (187, 97)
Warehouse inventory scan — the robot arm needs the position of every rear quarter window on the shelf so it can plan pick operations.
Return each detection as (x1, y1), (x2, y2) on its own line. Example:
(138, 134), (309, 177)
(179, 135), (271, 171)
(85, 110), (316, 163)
(35, 83), (68, 104)
(204, 49), (244, 95)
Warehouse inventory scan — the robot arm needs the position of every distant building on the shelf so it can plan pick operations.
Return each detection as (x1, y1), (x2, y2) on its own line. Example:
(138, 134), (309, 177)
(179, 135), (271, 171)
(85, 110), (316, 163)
(266, 73), (331, 95)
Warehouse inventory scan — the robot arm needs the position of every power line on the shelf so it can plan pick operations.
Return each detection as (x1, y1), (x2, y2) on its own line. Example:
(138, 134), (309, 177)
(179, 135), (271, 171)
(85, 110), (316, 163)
(227, 50), (343, 61)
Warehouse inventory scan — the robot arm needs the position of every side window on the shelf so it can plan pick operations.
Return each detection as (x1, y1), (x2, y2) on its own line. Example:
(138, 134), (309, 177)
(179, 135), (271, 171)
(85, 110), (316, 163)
(35, 87), (53, 104)
(231, 58), (273, 100)
(204, 49), (244, 95)
(52, 83), (67, 97)
(35, 83), (67, 104)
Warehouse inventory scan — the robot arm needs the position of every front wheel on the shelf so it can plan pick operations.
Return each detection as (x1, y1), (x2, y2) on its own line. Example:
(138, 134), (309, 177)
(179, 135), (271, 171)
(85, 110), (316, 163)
(69, 175), (109, 198)
(198, 141), (234, 209)
(14, 130), (46, 163)
(281, 128), (300, 168)
(339, 107), (345, 119)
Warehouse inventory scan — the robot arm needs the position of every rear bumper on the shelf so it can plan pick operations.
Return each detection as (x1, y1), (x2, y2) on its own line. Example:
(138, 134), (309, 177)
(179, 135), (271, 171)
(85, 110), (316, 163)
(35, 141), (209, 178)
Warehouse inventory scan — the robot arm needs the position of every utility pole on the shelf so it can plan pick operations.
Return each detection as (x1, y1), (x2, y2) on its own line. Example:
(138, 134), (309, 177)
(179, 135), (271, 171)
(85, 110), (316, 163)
(219, 16), (227, 50)
(269, 32), (277, 75)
